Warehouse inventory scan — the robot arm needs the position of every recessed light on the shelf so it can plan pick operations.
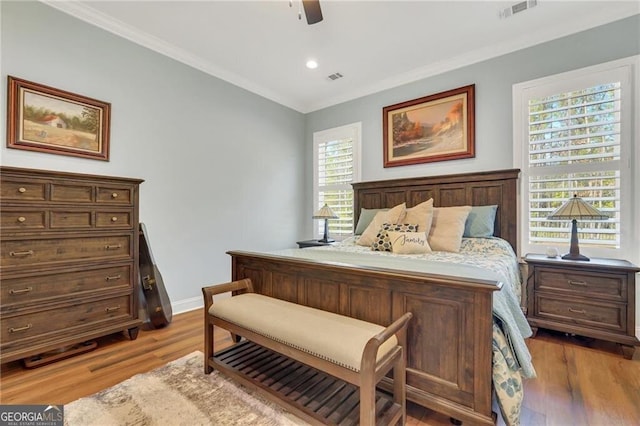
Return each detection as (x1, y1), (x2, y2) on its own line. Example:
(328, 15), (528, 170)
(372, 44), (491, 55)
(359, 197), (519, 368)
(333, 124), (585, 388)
(306, 60), (318, 69)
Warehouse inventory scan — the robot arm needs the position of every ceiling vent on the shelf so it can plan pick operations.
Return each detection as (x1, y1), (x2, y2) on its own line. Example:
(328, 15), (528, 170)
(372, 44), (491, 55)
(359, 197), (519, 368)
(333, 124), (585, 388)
(327, 72), (343, 81)
(499, 0), (537, 19)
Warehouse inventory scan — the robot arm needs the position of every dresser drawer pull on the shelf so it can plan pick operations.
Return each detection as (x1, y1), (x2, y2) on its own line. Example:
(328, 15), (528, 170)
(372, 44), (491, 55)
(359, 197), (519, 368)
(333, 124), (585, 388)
(10, 250), (34, 257)
(568, 308), (587, 315)
(17, 216), (26, 223)
(18, 187), (27, 193)
(9, 287), (33, 295)
(105, 306), (121, 313)
(9, 324), (32, 333)
(104, 244), (123, 250)
(111, 192), (118, 199)
(568, 280), (588, 287)
(105, 274), (122, 281)
(111, 216), (118, 222)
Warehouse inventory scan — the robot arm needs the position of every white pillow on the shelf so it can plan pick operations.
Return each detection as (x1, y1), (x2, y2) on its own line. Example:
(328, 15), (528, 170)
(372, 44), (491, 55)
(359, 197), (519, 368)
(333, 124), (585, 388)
(403, 199), (434, 235)
(356, 203), (406, 247)
(388, 231), (432, 254)
(428, 206), (472, 252)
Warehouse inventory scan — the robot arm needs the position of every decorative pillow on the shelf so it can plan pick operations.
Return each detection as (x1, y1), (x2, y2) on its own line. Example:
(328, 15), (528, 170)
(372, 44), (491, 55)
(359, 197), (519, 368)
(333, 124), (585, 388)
(357, 203), (406, 247)
(371, 223), (418, 252)
(464, 205), (498, 238)
(388, 231), (431, 254)
(428, 206), (472, 252)
(354, 208), (389, 235)
(403, 199), (434, 236)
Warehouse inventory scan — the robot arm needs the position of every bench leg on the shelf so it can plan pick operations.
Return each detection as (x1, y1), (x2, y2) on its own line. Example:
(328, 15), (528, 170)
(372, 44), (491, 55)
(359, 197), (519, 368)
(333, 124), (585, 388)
(393, 348), (406, 425)
(360, 370), (376, 426)
(204, 316), (214, 374)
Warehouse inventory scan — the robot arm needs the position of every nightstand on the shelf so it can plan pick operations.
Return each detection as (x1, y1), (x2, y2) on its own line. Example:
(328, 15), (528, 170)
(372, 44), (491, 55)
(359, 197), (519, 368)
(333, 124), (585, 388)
(296, 239), (335, 248)
(524, 253), (640, 359)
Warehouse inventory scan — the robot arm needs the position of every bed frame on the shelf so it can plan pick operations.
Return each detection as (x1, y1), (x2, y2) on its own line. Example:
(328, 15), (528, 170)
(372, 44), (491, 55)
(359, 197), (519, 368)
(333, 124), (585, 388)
(228, 168), (520, 425)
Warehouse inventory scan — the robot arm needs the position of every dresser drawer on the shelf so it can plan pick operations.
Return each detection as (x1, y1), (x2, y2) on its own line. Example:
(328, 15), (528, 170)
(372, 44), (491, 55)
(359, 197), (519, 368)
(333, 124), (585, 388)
(97, 186), (133, 205)
(535, 295), (626, 333)
(1, 295), (133, 345)
(50, 210), (93, 229)
(1, 234), (132, 268)
(96, 211), (133, 228)
(0, 210), (46, 230)
(0, 180), (46, 202)
(1, 264), (132, 306)
(50, 183), (93, 203)
(535, 267), (626, 301)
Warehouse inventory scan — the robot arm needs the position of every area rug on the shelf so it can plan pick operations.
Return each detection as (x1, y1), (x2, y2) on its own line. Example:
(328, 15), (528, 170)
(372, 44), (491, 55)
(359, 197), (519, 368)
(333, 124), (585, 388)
(64, 351), (308, 425)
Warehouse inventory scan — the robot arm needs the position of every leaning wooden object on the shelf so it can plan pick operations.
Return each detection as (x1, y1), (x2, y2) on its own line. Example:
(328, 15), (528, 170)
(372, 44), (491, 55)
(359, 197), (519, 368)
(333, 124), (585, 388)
(203, 278), (412, 425)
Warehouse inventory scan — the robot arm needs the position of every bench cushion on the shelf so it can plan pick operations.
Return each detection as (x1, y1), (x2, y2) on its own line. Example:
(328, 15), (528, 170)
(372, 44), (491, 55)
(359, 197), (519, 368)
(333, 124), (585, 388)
(210, 294), (398, 372)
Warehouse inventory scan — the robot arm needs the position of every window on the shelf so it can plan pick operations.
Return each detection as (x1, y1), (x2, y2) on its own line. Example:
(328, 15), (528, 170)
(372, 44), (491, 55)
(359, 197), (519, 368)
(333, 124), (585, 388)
(313, 122), (361, 240)
(513, 57), (637, 260)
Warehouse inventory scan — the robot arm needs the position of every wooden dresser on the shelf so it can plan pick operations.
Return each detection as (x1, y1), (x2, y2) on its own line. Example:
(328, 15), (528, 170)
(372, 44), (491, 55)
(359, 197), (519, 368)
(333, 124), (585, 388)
(0, 166), (144, 364)
(525, 253), (640, 359)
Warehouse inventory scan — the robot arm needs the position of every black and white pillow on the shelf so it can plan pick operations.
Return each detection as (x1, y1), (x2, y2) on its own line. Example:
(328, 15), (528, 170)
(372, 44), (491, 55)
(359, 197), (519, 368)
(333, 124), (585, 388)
(371, 223), (418, 252)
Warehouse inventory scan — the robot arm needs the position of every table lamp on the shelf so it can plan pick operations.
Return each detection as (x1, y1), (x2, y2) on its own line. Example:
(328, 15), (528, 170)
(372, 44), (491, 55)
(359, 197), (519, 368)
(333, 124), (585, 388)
(313, 204), (339, 243)
(546, 194), (609, 261)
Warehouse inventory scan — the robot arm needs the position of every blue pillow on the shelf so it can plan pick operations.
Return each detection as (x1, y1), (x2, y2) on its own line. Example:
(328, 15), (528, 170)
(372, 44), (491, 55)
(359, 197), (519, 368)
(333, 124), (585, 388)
(463, 205), (498, 237)
(354, 208), (389, 235)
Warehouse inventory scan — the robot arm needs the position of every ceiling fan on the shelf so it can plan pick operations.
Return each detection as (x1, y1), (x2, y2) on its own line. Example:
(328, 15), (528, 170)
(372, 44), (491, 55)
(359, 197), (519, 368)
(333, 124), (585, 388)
(292, 0), (323, 25)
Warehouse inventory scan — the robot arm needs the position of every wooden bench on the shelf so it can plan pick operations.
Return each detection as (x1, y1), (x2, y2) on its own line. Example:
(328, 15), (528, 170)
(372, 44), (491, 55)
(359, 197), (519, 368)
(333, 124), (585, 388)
(202, 278), (412, 425)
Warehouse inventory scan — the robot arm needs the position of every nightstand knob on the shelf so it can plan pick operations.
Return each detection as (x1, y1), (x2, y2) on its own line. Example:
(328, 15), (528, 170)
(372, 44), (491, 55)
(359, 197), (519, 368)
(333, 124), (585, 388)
(18, 187), (26, 193)
(17, 216), (26, 223)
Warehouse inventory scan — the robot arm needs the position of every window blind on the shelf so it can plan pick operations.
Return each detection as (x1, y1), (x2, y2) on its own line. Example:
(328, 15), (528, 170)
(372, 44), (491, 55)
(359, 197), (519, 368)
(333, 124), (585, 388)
(316, 138), (355, 237)
(527, 82), (621, 248)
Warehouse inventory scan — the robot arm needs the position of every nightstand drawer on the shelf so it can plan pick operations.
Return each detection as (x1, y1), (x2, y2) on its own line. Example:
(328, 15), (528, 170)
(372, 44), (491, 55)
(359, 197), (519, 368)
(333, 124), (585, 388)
(535, 267), (626, 301)
(535, 295), (626, 333)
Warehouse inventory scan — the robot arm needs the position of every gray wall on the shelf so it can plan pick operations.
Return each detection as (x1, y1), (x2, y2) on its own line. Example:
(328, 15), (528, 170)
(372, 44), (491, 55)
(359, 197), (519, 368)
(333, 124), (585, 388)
(305, 15), (639, 186)
(0, 1), (306, 311)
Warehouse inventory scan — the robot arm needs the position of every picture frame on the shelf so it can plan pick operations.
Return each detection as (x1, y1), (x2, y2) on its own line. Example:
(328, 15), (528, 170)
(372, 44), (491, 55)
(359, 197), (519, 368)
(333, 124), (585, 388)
(6, 76), (111, 161)
(383, 84), (475, 167)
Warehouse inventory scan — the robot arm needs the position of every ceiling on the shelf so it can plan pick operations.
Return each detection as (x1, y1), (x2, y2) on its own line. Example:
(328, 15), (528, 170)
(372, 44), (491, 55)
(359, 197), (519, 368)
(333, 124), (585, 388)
(44, 1), (639, 113)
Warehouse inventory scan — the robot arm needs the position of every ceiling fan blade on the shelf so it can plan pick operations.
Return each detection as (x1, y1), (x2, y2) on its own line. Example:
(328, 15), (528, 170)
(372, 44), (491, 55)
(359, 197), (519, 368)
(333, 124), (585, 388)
(302, 0), (323, 25)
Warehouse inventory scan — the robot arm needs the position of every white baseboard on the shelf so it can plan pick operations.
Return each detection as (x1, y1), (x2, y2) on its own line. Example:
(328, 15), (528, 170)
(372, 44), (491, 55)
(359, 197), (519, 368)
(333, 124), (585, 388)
(172, 296), (203, 315)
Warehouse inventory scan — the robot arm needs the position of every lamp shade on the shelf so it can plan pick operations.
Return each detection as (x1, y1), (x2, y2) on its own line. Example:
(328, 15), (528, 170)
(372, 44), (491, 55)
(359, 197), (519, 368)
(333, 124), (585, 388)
(547, 194), (609, 221)
(546, 194), (608, 261)
(313, 204), (338, 219)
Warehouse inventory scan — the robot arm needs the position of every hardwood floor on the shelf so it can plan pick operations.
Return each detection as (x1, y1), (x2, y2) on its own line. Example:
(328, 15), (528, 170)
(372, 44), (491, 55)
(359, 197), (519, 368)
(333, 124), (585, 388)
(1, 309), (638, 425)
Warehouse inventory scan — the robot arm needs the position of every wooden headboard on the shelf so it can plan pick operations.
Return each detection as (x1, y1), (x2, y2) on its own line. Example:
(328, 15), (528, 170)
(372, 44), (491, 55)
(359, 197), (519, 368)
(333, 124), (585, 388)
(352, 168), (520, 252)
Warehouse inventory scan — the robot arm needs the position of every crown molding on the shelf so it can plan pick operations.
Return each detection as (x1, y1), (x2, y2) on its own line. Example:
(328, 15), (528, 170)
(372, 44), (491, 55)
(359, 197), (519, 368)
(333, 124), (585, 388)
(41, 1), (638, 114)
(41, 1), (305, 112)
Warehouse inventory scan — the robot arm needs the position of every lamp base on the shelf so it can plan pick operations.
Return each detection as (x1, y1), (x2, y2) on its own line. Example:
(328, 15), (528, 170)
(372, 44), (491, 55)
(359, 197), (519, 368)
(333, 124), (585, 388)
(561, 253), (590, 261)
(318, 238), (335, 243)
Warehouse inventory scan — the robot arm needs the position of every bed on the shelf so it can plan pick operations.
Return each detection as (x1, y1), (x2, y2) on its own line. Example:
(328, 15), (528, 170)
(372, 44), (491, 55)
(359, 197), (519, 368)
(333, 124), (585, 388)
(228, 169), (535, 425)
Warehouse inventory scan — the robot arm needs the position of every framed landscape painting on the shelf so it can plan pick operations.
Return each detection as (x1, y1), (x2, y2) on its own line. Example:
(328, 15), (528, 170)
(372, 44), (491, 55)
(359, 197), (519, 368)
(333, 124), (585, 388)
(6, 76), (111, 161)
(383, 84), (475, 167)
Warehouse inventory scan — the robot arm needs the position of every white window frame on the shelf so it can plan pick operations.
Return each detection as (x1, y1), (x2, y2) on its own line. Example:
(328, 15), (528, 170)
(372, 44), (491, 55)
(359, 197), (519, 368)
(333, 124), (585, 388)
(513, 56), (639, 263)
(312, 122), (362, 240)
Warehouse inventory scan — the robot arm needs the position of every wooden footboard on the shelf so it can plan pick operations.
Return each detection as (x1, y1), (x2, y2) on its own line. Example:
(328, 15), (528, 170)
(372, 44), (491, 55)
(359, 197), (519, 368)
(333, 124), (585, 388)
(229, 251), (501, 425)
